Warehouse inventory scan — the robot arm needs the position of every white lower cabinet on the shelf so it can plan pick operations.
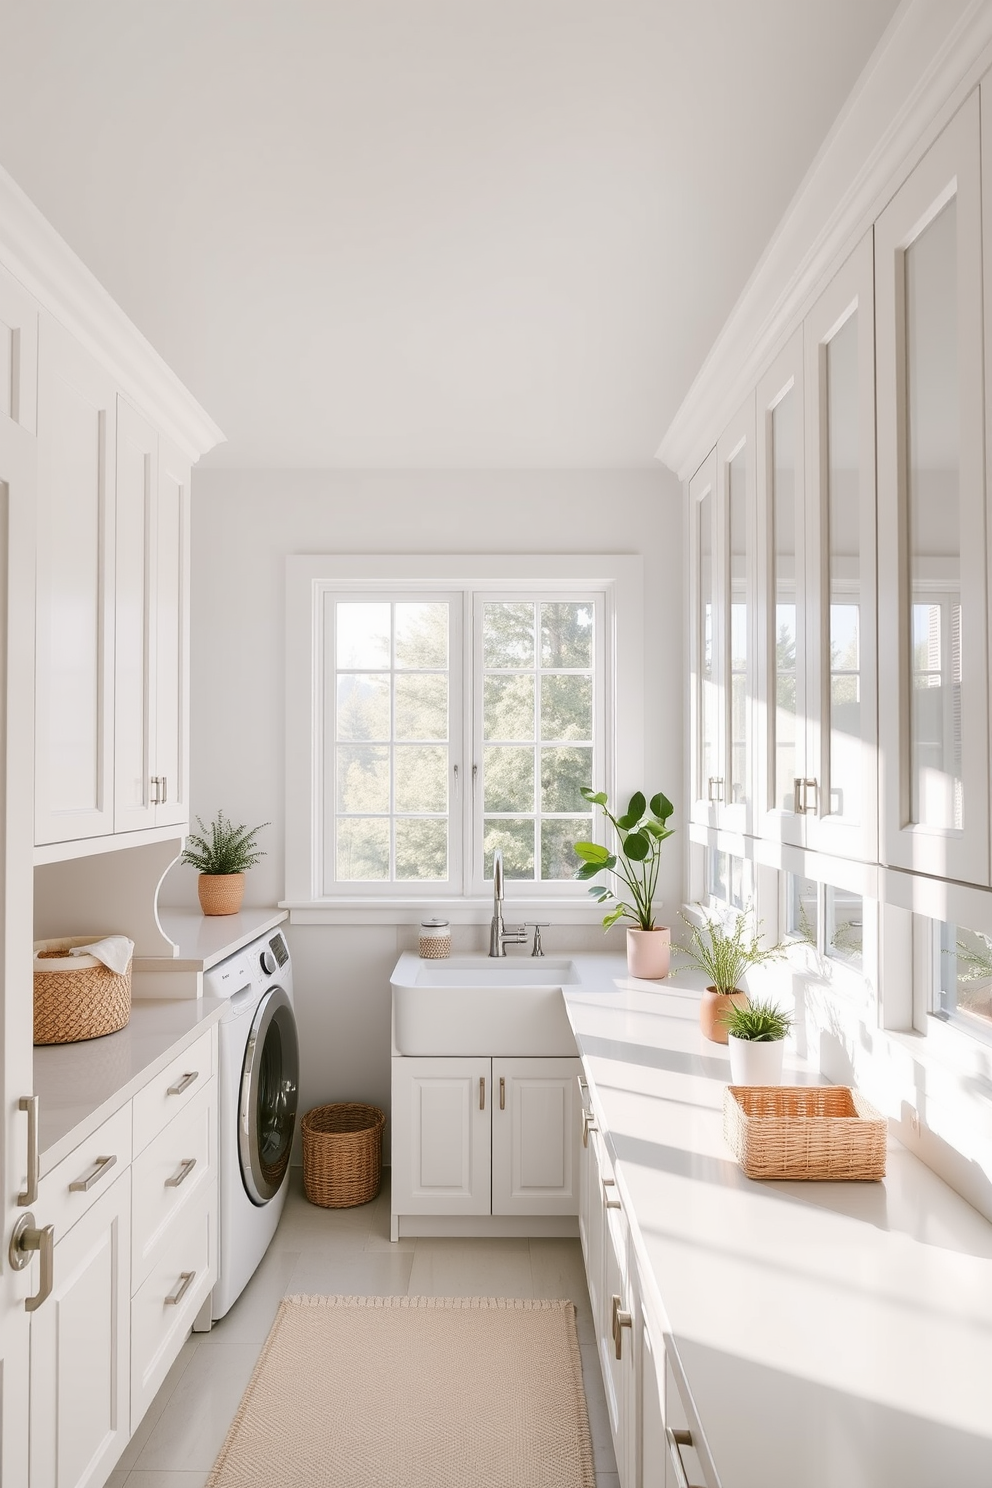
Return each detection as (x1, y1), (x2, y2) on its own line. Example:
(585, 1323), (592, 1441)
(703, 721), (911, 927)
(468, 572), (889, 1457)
(30, 1171), (131, 1488)
(391, 1055), (580, 1224)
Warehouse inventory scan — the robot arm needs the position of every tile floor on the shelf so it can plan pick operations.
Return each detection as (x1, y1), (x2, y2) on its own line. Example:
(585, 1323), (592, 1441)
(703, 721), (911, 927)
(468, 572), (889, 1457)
(106, 1169), (619, 1488)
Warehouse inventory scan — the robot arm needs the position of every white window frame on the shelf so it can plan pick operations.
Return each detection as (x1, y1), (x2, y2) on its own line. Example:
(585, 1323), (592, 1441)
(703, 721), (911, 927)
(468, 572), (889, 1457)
(283, 554), (644, 923)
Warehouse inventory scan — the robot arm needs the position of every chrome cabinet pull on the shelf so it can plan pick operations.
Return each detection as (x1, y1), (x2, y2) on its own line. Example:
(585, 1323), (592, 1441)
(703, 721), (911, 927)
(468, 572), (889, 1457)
(479, 1076), (485, 1111)
(707, 776), (724, 802)
(610, 1292), (632, 1359)
(603, 1177), (621, 1210)
(666, 1428), (695, 1488)
(803, 777), (818, 814)
(9, 1214), (54, 1312)
(499, 1077), (505, 1111)
(165, 1157), (197, 1189)
(165, 1270), (195, 1306)
(18, 1095), (39, 1206)
(168, 1071), (198, 1096)
(160, 776), (168, 804)
(793, 776), (805, 814)
(581, 1107), (597, 1147)
(69, 1154), (117, 1192)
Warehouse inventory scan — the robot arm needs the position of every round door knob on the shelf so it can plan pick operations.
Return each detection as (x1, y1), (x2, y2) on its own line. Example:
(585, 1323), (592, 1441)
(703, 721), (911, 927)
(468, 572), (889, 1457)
(259, 949), (277, 976)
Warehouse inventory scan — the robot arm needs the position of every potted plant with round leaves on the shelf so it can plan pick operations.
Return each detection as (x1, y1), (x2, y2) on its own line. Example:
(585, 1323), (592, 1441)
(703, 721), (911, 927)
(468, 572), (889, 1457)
(181, 812), (269, 916)
(724, 997), (793, 1086)
(677, 904), (784, 1043)
(572, 787), (675, 979)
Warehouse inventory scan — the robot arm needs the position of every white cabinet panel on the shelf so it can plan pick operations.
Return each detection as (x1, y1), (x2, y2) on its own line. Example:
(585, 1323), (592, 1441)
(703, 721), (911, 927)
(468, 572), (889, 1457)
(35, 315), (117, 845)
(30, 1171), (131, 1488)
(877, 91), (989, 886)
(114, 398), (156, 833)
(130, 1078), (215, 1293)
(0, 265), (38, 434)
(492, 1056), (579, 1216)
(152, 436), (190, 828)
(688, 450), (721, 828)
(391, 1056), (491, 1216)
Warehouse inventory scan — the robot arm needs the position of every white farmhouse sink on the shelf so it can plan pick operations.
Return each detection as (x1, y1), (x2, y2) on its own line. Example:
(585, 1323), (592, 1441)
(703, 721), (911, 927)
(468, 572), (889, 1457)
(391, 953), (581, 1055)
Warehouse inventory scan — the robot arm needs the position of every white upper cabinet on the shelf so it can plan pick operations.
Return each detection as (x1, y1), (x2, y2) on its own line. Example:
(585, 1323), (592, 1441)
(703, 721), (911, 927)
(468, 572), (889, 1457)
(115, 400), (191, 834)
(688, 450), (721, 828)
(35, 315), (118, 847)
(755, 330), (806, 844)
(803, 234), (878, 863)
(876, 92), (988, 887)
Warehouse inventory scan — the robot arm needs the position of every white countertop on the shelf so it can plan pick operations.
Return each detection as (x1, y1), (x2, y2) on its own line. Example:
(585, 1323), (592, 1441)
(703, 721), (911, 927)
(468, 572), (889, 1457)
(134, 906), (288, 971)
(34, 997), (227, 1174)
(562, 958), (992, 1488)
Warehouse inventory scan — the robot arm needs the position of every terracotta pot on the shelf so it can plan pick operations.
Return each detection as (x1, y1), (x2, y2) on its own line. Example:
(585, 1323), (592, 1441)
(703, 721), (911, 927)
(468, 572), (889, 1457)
(197, 873), (245, 916)
(626, 926), (671, 980)
(699, 986), (748, 1044)
(727, 1034), (785, 1085)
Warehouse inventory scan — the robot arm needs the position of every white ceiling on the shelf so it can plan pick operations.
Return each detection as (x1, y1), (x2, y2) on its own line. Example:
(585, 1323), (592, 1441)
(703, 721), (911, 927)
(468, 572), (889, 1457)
(0, 1), (901, 469)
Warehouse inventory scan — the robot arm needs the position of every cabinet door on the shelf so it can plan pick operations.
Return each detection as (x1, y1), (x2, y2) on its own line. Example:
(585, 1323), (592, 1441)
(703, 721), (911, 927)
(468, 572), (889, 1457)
(602, 1197), (636, 1487)
(114, 398), (157, 833)
(688, 450), (722, 827)
(35, 315), (117, 845)
(491, 1057), (580, 1216)
(756, 330), (807, 843)
(716, 396), (756, 834)
(877, 92), (988, 885)
(30, 1171), (131, 1488)
(803, 234), (878, 863)
(152, 436), (191, 828)
(391, 1057), (491, 1216)
(578, 1097), (605, 1339)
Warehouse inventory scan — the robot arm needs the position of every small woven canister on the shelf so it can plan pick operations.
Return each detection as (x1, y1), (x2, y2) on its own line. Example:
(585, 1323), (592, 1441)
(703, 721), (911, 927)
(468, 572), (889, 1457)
(418, 918), (451, 959)
(33, 935), (132, 1045)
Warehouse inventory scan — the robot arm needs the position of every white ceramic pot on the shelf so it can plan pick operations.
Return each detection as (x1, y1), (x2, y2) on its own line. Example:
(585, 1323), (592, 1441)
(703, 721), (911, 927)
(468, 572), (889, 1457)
(626, 926), (671, 980)
(727, 1034), (785, 1086)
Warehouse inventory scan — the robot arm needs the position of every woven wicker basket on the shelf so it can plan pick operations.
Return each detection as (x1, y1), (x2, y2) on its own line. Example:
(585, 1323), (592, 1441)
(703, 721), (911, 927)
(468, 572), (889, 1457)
(302, 1103), (385, 1208)
(33, 936), (132, 1046)
(723, 1084), (887, 1181)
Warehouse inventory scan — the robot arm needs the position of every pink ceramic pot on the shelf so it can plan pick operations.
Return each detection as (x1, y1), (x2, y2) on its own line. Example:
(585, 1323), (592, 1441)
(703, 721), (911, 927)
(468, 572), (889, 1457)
(626, 926), (671, 980)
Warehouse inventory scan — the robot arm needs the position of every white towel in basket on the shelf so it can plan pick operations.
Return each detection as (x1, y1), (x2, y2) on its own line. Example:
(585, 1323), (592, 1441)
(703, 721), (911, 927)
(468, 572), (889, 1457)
(69, 935), (135, 975)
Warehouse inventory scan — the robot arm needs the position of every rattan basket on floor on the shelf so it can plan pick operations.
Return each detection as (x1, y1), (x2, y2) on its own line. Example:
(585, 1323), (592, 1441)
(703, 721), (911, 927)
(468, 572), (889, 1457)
(723, 1084), (887, 1181)
(33, 936), (132, 1045)
(302, 1103), (385, 1208)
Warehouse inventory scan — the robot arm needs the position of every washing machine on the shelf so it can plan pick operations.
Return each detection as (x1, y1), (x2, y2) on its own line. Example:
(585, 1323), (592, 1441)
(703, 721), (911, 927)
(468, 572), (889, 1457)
(205, 927), (299, 1321)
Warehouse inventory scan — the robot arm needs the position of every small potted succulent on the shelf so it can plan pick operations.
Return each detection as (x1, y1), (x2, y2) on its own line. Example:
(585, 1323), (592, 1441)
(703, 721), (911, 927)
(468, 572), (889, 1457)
(573, 787), (675, 979)
(181, 812), (269, 916)
(677, 905), (784, 1043)
(723, 997), (793, 1085)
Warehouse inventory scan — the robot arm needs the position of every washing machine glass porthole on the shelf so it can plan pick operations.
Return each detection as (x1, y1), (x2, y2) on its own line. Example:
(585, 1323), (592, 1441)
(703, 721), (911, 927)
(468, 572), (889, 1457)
(238, 986), (300, 1205)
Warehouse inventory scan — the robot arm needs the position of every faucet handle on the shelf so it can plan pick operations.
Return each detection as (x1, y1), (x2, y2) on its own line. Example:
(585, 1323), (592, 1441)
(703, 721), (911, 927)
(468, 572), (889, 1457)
(525, 923), (550, 957)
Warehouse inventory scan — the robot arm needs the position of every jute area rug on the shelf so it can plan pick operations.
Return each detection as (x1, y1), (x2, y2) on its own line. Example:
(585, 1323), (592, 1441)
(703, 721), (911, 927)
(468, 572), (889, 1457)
(206, 1294), (595, 1488)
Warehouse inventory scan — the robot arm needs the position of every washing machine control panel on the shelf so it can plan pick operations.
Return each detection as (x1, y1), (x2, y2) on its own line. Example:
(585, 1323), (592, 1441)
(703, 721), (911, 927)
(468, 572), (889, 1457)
(204, 947), (256, 1001)
(259, 948), (276, 976)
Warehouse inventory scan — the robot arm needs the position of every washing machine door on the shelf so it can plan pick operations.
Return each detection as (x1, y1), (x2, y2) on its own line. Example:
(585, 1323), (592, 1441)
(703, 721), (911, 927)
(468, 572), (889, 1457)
(238, 985), (300, 1205)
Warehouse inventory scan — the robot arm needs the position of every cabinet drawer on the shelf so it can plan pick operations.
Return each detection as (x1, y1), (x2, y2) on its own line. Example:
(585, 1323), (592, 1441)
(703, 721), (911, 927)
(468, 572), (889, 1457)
(36, 1101), (132, 1241)
(131, 1077), (216, 1293)
(131, 1185), (215, 1431)
(133, 1027), (215, 1154)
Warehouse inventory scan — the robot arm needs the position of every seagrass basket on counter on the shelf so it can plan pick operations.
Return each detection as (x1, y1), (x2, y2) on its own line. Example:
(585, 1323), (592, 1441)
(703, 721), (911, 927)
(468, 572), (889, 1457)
(723, 1084), (887, 1181)
(302, 1102), (385, 1208)
(33, 936), (132, 1046)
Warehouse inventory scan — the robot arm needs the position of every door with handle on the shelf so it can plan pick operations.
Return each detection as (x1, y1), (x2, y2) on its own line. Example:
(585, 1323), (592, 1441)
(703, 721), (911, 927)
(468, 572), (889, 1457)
(0, 404), (40, 1480)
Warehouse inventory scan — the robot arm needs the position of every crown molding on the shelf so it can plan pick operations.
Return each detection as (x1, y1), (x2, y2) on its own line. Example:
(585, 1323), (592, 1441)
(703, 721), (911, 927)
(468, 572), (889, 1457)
(0, 165), (224, 463)
(657, 0), (992, 483)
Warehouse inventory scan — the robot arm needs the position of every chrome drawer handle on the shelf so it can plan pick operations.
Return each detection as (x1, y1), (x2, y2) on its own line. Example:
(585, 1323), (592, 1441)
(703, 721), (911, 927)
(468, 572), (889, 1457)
(165, 1270), (195, 1306)
(18, 1095), (39, 1206)
(165, 1158), (197, 1189)
(10, 1214), (54, 1313)
(603, 1177), (621, 1210)
(69, 1154), (117, 1192)
(666, 1428), (695, 1488)
(610, 1292), (632, 1359)
(581, 1108), (598, 1147)
(168, 1071), (198, 1096)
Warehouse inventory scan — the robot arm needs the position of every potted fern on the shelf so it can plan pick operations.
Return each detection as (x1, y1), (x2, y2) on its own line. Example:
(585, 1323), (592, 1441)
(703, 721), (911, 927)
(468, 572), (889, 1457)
(678, 905), (784, 1043)
(181, 812), (269, 916)
(572, 787), (675, 979)
(724, 998), (793, 1085)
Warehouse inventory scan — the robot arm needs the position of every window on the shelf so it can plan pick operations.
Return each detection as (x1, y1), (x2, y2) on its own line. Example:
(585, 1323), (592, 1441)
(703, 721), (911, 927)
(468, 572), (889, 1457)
(933, 919), (992, 1045)
(284, 555), (643, 916)
(706, 848), (745, 910)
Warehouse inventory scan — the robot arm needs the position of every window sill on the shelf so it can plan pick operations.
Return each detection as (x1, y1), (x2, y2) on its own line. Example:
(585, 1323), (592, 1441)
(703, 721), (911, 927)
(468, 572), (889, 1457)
(279, 897), (609, 927)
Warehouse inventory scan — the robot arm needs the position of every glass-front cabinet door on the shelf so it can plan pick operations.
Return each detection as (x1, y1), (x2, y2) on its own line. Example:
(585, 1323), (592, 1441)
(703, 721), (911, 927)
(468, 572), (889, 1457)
(688, 450), (722, 827)
(717, 397), (755, 834)
(756, 330), (806, 844)
(876, 92), (988, 886)
(803, 233), (877, 863)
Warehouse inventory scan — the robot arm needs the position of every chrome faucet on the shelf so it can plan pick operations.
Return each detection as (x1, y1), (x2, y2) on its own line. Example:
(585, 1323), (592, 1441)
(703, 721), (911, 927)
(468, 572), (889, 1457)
(489, 849), (527, 957)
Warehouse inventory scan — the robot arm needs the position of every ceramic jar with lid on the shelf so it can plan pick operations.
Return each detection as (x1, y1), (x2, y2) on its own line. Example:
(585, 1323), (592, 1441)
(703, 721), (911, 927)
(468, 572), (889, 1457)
(418, 918), (451, 959)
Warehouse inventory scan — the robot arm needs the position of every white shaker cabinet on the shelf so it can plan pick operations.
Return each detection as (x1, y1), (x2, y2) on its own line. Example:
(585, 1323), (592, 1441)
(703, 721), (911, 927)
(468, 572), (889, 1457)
(115, 399), (191, 834)
(687, 449), (720, 830)
(491, 1057), (579, 1216)
(876, 91), (989, 886)
(29, 1170), (132, 1488)
(35, 315), (118, 847)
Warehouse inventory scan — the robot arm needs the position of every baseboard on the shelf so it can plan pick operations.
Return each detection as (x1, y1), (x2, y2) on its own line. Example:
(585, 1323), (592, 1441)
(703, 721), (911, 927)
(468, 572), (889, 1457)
(394, 1214), (578, 1239)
